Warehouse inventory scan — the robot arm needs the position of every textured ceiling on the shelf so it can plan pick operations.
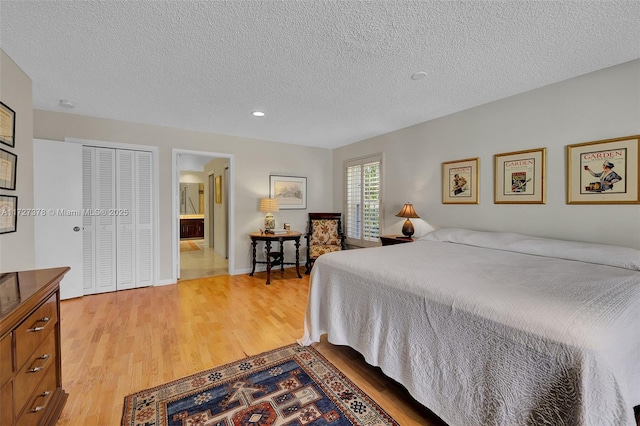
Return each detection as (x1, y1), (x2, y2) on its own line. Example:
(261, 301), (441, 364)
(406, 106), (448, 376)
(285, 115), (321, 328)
(1, 1), (639, 149)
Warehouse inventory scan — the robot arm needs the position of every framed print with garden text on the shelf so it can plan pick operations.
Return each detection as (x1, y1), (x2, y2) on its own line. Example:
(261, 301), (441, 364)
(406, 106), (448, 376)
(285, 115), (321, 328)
(566, 135), (639, 204)
(442, 158), (479, 204)
(494, 148), (546, 204)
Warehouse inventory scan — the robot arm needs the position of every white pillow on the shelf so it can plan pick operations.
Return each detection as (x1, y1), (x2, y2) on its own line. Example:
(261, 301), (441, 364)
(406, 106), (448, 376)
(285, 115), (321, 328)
(420, 228), (640, 271)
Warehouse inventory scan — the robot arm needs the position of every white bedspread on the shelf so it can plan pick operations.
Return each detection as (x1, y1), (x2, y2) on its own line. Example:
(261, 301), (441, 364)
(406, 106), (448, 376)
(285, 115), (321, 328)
(299, 229), (640, 425)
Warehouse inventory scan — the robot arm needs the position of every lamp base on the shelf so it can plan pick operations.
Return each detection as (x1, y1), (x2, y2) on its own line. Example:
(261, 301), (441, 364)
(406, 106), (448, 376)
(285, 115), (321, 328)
(401, 219), (415, 238)
(264, 213), (275, 231)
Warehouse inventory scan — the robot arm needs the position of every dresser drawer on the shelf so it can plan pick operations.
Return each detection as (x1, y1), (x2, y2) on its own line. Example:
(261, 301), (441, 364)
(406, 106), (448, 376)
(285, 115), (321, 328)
(0, 332), (12, 385)
(16, 365), (57, 426)
(15, 293), (57, 371)
(14, 329), (56, 416)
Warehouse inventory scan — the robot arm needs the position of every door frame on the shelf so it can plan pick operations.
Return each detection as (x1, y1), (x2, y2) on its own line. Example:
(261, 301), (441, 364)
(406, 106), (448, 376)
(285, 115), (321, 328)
(65, 137), (160, 288)
(172, 149), (235, 282)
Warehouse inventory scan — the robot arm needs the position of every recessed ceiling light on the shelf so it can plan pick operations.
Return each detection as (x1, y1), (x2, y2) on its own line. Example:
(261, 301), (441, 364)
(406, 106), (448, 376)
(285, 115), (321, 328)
(411, 72), (428, 81)
(252, 111), (265, 117)
(59, 99), (76, 108)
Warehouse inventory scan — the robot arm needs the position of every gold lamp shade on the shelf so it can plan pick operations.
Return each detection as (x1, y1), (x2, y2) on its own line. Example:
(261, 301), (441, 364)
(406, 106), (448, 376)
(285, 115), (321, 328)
(395, 203), (420, 238)
(260, 198), (279, 230)
(260, 198), (279, 213)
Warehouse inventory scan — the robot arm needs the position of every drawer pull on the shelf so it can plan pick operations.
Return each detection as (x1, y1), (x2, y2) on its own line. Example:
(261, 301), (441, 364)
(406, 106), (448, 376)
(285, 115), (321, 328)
(27, 354), (50, 373)
(27, 318), (51, 332)
(41, 390), (51, 397)
(32, 405), (45, 412)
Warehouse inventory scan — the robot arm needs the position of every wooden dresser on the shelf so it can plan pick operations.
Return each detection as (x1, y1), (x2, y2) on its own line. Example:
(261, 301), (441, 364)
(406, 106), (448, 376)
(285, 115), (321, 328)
(0, 267), (69, 426)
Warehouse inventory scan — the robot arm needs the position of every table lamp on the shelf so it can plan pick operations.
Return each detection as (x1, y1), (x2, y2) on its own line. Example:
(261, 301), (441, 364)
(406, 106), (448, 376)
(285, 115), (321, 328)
(260, 198), (279, 231)
(395, 202), (420, 238)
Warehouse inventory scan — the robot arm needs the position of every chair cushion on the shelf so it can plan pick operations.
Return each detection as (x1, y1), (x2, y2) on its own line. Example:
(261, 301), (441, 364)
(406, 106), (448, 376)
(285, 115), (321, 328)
(310, 219), (341, 246)
(309, 244), (342, 259)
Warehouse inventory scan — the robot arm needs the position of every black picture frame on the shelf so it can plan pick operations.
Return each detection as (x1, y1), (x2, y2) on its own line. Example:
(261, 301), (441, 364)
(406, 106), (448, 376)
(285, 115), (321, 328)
(0, 101), (16, 148)
(0, 148), (17, 190)
(0, 195), (17, 234)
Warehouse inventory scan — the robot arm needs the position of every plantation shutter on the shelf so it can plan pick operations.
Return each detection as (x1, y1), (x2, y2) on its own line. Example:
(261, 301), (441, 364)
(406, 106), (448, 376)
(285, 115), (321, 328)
(345, 153), (383, 247)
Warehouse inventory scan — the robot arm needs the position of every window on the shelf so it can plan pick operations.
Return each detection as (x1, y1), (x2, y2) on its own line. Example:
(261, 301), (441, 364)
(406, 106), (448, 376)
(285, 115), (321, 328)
(345, 153), (382, 247)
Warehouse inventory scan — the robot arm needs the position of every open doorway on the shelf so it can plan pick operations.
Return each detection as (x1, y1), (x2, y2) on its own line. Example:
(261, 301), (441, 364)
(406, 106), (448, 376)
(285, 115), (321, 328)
(173, 150), (233, 282)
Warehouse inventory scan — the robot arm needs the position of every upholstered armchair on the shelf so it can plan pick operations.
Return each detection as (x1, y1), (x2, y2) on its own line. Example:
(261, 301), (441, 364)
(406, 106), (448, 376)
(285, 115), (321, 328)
(305, 213), (346, 274)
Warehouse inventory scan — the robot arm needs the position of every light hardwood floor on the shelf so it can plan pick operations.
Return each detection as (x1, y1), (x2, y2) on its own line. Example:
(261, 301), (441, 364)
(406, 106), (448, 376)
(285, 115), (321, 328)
(57, 268), (447, 425)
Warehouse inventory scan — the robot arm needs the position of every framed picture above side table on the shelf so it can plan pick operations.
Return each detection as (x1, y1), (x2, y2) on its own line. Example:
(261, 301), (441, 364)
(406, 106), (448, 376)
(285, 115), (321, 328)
(270, 175), (307, 210)
(566, 135), (639, 204)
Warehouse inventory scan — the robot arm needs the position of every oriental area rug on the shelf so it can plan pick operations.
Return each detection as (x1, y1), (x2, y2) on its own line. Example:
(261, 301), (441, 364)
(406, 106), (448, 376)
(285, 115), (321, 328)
(121, 344), (399, 426)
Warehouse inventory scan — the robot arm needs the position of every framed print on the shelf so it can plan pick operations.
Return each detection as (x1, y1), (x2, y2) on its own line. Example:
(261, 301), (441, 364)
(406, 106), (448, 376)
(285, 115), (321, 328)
(270, 175), (307, 209)
(0, 195), (17, 234)
(494, 148), (546, 204)
(0, 101), (15, 147)
(566, 135), (639, 204)
(442, 158), (479, 204)
(0, 272), (20, 316)
(215, 175), (222, 204)
(0, 148), (17, 190)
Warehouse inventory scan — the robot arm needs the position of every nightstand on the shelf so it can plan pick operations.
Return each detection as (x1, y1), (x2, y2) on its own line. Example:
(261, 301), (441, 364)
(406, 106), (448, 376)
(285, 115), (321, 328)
(379, 235), (414, 246)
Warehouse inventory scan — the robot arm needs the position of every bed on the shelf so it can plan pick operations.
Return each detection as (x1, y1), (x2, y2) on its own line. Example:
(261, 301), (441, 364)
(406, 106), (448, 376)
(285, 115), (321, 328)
(299, 228), (640, 426)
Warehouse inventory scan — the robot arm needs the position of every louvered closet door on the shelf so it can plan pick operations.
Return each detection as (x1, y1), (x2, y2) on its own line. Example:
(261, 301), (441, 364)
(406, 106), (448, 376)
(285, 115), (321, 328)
(116, 150), (136, 290)
(135, 151), (153, 288)
(94, 147), (117, 293)
(83, 146), (154, 294)
(82, 147), (97, 294)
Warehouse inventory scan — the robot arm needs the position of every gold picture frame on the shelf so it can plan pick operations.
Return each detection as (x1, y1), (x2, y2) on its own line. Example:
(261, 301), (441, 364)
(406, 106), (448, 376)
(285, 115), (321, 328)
(215, 175), (222, 204)
(494, 148), (546, 204)
(442, 158), (479, 204)
(566, 135), (639, 204)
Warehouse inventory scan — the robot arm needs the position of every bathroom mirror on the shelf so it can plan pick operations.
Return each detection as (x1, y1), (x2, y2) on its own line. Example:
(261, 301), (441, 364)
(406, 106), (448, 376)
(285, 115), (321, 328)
(180, 182), (204, 215)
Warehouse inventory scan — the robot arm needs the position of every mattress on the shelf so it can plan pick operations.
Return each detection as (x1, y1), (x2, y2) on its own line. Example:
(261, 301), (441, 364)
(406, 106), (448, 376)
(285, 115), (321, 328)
(299, 228), (640, 425)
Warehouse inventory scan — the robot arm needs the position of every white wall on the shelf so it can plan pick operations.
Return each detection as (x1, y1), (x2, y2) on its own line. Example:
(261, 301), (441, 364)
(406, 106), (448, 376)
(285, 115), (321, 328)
(0, 50), (35, 272)
(333, 59), (640, 249)
(33, 110), (333, 280)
